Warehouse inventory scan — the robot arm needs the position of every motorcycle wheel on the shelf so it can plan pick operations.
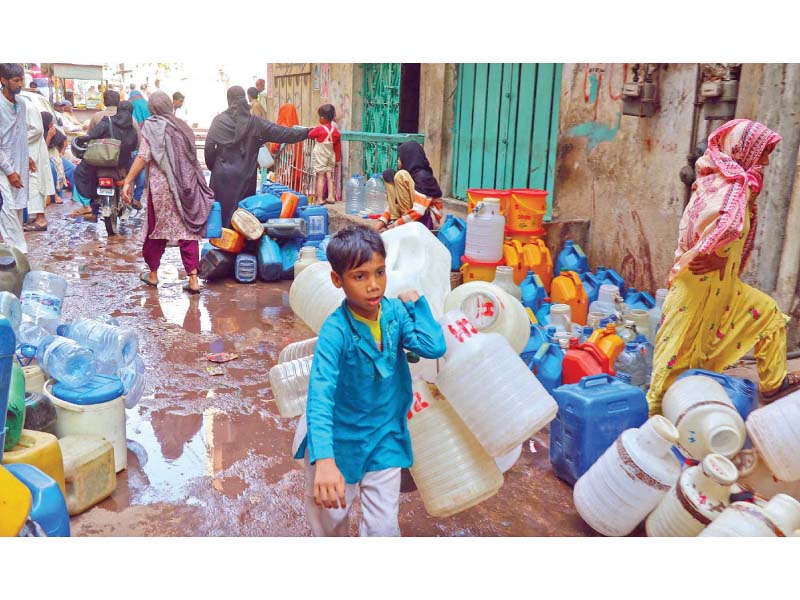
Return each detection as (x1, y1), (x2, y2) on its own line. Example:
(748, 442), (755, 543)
(104, 190), (119, 236)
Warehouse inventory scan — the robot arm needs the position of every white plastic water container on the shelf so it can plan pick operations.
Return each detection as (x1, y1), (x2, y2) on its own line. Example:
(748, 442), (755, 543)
(58, 318), (139, 370)
(434, 310), (558, 457)
(587, 284), (620, 322)
(382, 222), (451, 319)
(365, 173), (387, 215)
(19, 271), (68, 346)
(648, 288), (669, 343)
(573, 415), (681, 536)
(269, 355), (313, 418)
(646, 453), (739, 537)
(407, 379), (503, 518)
(289, 261), (346, 334)
(733, 448), (800, 501)
(279, 337), (318, 364)
(491, 266), (522, 301)
(44, 379), (127, 473)
(118, 355), (145, 410)
(294, 247), (320, 279)
(495, 444), (523, 474)
(0, 290), (21, 334)
(699, 494), (800, 537)
(662, 375), (746, 460)
(465, 198), (505, 263)
(745, 389), (800, 482)
(443, 281), (530, 354)
(231, 208), (265, 241)
(549, 304), (572, 333)
(345, 174), (366, 215)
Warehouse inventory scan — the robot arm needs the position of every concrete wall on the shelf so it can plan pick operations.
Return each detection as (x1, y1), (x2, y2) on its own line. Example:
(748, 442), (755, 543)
(552, 63), (698, 294)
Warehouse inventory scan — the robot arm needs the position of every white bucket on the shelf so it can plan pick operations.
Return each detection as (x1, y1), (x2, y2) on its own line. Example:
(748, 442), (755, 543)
(44, 379), (127, 473)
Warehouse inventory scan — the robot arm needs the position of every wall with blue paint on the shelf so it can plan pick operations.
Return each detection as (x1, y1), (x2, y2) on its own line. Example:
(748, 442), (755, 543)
(552, 64), (698, 294)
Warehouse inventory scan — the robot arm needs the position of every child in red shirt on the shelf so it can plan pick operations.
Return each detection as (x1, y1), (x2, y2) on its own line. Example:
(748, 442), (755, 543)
(307, 104), (341, 205)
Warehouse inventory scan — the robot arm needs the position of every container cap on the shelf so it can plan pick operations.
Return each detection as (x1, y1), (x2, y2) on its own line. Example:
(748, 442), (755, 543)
(625, 342), (638, 351)
(52, 374), (125, 406)
(0, 255), (16, 270)
(700, 454), (739, 486)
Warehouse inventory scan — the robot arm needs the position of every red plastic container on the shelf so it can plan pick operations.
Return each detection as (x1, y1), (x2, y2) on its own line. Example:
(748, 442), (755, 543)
(562, 339), (615, 385)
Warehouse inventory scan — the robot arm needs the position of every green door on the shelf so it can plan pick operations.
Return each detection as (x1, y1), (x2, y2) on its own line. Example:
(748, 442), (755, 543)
(362, 63), (401, 175)
(452, 63), (563, 219)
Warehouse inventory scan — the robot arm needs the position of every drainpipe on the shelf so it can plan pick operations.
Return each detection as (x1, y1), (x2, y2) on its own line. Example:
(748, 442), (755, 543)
(679, 64), (705, 205)
(774, 154), (800, 312)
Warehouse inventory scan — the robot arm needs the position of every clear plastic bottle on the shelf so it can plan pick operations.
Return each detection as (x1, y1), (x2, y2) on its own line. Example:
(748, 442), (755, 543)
(365, 173), (387, 215)
(491, 266), (522, 301)
(626, 309), (651, 342)
(35, 335), (96, 388)
(0, 291), (21, 335)
(618, 319), (638, 343)
(269, 355), (313, 418)
(345, 174), (365, 215)
(614, 342), (649, 389)
(118, 354), (145, 409)
(278, 337), (318, 363)
(57, 318), (139, 370)
(634, 334), (654, 379)
(19, 271), (68, 346)
(95, 314), (121, 327)
(648, 288), (669, 343)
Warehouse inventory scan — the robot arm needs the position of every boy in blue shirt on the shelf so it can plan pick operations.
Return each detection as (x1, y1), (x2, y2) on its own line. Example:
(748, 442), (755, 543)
(293, 225), (446, 536)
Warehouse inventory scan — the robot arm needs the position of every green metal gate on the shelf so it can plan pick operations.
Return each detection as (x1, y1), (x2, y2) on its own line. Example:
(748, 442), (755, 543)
(452, 63), (563, 218)
(362, 63), (401, 175)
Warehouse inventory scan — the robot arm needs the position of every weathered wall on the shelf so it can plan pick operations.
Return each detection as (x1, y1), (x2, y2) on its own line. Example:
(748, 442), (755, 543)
(419, 64), (458, 197)
(552, 63), (698, 294)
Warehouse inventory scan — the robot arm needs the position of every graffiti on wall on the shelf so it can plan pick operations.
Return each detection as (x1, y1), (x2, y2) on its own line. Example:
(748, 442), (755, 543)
(567, 63), (627, 154)
(320, 64), (331, 98)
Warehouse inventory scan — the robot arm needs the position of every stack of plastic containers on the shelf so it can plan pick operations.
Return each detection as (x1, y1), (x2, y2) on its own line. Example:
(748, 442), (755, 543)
(19, 271), (68, 347)
(461, 198), (505, 283)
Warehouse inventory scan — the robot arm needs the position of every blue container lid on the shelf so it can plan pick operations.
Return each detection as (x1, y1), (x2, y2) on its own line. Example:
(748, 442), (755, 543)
(52, 374), (125, 406)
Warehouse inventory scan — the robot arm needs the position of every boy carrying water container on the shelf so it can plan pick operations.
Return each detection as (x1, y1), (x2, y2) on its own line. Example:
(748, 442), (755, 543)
(293, 225), (446, 536)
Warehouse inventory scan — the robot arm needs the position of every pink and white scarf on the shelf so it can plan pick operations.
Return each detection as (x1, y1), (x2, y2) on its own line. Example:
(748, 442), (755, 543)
(669, 119), (782, 283)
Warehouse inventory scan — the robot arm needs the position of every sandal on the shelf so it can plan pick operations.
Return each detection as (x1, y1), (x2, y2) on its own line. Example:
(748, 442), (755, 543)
(183, 274), (201, 295)
(762, 371), (800, 404)
(23, 223), (47, 232)
(140, 272), (158, 287)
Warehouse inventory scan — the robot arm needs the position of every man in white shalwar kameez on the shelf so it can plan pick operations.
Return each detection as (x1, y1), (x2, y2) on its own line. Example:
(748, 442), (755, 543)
(0, 63), (33, 254)
(23, 95), (54, 231)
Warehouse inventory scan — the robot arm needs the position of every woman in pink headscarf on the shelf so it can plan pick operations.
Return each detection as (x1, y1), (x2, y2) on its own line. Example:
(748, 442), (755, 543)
(646, 119), (796, 414)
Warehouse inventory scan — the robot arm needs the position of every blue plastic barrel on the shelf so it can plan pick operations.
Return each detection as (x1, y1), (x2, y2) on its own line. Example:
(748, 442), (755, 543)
(280, 239), (304, 280)
(554, 240), (588, 275)
(520, 323), (549, 367)
(549, 374), (648, 486)
(580, 271), (602, 304)
(204, 202), (222, 239)
(0, 317), (16, 462)
(625, 289), (656, 310)
(521, 272), (547, 313)
(297, 205), (329, 242)
(595, 266), (627, 297)
(238, 194), (283, 222)
(531, 342), (563, 394)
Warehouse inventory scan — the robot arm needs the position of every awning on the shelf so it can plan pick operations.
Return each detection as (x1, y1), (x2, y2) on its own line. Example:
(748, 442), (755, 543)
(51, 64), (103, 81)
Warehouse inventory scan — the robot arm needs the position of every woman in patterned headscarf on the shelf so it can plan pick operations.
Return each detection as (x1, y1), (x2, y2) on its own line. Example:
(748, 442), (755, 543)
(646, 119), (795, 414)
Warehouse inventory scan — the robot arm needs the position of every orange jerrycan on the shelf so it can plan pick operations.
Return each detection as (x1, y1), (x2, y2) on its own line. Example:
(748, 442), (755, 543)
(551, 270), (588, 326)
(588, 322), (625, 364)
(280, 192), (299, 219)
(210, 228), (246, 254)
(520, 239), (554, 294)
(502, 240), (527, 285)
(507, 189), (547, 236)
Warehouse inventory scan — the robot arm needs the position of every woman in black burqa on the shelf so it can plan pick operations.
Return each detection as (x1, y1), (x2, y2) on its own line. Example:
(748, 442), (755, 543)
(205, 86), (309, 227)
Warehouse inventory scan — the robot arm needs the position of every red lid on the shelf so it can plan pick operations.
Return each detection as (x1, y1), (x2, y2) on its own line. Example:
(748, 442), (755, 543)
(460, 255), (506, 267)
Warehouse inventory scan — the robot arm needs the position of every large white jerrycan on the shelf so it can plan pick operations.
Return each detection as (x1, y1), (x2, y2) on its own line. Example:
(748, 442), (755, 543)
(699, 493), (800, 537)
(646, 453), (739, 537)
(573, 415), (681, 537)
(382, 222), (451, 319)
(289, 261), (345, 334)
(407, 379), (503, 518)
(278, 337), (318, 363)
(662, 375), (746, 460)
(732, 448), (800, 501)
(434, 310), (557, 458)
(268, 356), (313, 418)
(745, 389), (800, 482)
(443, 281), (530, 354)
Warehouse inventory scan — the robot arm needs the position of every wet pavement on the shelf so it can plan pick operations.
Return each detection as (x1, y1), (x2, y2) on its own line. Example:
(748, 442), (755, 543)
(24, 199), (796, 537)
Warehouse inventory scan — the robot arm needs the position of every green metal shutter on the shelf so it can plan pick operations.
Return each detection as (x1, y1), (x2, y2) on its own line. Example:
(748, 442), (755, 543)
(362, 63), (401, 175)
(452, 63), (563, 219)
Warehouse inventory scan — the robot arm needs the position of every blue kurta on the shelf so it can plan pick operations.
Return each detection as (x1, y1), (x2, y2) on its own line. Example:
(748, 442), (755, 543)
(294, 295), (446, 484)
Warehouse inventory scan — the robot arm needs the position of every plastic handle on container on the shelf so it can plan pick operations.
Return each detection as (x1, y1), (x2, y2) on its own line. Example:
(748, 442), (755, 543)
(578, 373), (614, 388)
(581, 342), (611, 372)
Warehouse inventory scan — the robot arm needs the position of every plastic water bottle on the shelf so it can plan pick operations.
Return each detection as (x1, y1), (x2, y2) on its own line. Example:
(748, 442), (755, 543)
(0, 291), (21, 335)
(345, 174), (365, 215)
(19, 272), (68, 346)
(96, 314), (121, 327)
(634, 334), (654, 380)
(365, 173), (387, 215)
(614, 342), (649, 390)
(35, 335), (96, 388)
(57, 318), (139, 370)
(118, 354), (145, 409)
(649, 288), (669, 343)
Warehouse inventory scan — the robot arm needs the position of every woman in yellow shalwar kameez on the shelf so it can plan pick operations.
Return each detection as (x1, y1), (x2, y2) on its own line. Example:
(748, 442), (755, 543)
(647, 119), (797, 415)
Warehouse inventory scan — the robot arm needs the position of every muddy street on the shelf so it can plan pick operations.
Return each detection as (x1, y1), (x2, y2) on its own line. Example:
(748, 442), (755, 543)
(23, 200), (594, 536)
